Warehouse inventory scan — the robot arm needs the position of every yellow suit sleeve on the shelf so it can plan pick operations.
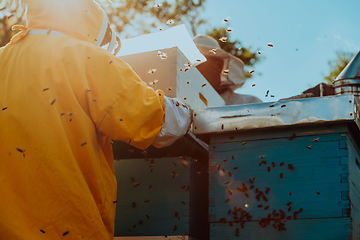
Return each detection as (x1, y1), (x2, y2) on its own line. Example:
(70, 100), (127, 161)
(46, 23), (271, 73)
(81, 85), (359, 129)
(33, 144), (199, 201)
(84, 46), (165, 149)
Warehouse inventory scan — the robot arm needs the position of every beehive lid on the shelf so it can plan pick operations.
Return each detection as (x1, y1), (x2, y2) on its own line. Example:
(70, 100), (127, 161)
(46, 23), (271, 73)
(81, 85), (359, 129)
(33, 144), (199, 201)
(193, 94), (360, 134)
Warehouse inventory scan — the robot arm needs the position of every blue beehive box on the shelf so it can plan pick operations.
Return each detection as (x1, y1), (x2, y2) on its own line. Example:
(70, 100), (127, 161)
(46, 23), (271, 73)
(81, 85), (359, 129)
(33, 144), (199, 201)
(112, 133), (209, 240)
(193, 95), (360, 240)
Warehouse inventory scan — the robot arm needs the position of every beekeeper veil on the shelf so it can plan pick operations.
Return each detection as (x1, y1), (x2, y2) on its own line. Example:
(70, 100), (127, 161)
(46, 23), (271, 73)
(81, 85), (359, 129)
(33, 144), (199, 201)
(13, 0), (121, 55)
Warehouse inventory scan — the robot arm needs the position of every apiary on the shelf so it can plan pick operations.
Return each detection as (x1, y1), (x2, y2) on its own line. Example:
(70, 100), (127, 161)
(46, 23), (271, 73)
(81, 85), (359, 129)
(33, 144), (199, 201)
(113, 133), (209, 240)
(119, 46), (225, 109)
(193, 94), (360, 240)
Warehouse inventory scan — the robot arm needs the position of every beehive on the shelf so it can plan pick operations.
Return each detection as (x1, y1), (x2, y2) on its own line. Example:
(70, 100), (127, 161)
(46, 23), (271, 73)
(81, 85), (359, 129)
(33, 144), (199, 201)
(113, 134), (209, 240)
(193, 95), (360, 240)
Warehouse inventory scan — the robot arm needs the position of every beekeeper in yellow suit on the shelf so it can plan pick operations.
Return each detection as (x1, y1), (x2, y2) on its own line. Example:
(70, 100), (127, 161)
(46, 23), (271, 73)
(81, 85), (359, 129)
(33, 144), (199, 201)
(0, 0), (191, 239)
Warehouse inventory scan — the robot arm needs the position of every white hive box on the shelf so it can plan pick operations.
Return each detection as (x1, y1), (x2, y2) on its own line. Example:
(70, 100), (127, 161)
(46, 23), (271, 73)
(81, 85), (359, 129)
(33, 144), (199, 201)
(119, 47), (225, 109)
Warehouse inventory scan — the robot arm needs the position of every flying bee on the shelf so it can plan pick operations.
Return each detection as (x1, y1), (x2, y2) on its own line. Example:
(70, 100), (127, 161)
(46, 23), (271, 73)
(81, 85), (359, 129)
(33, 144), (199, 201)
(225, 198), (230, 203)
(242, 142), (247, 145)
(279, 173), (283, 179)
(223, 69), (229, 75)
(226, 27), (232, 32)
(133, 183), (140, 187)
(267, 43), (273, 48)
(223, 159), (228, 162)
(228, 189), (233, 195)
(223, 17), (230, 23)
(154, 3), (162, 7)
(209, 48), (217, 54)
(149, 79), (159, 85)
(252, 83), (256, 87)
(313, 138), (319, 142)
(219, 37), (227, 42)
(257, 50), (261, 55)
(166, 19), (174, 25)
(306, 145), (312, 149)
(279, 162), (285, 166)
(144, 199), (150, 203)
(249, 69), (255, 74)
(50, 99), (56, 105)
(228, 172), (232, 177)
(202, 83), (206, 87)
(148, 69), (157, 74)
(272, 162), (275, 167)
(267, 166), (271, 172)
(81, 142), (87, 147)
(225, 181), (230, 185)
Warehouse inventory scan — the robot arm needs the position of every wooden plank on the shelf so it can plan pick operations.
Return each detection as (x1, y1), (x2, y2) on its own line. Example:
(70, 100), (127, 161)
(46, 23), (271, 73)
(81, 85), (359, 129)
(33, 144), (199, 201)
(346, 134), (360, 240)
(114, 157), (208, 239)
(210, 218), (352, 240)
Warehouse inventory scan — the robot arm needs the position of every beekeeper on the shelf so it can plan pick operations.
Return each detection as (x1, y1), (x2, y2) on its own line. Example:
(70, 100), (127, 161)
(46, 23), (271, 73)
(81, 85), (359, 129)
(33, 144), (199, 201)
(193, 35), (262, 105)
(0, 0), (191, 239)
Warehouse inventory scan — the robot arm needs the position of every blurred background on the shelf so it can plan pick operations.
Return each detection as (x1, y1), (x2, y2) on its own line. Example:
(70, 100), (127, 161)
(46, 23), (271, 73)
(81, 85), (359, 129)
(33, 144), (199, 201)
(1, 0), (359, 102)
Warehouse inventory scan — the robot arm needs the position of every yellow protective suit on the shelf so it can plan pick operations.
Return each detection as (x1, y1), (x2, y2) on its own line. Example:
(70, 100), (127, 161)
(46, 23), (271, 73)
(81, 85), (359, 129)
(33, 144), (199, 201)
(0, 0), (165, 239)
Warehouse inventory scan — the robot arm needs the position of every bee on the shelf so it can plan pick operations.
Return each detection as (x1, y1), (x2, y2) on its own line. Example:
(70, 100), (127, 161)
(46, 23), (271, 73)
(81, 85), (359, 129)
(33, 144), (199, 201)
(131, 177), (135, 182)
(183, 97), (187, 100)
(235, 227), (239, 236)
(269, 104), (275, 108)
(288, 192), (292, 196)
(271, 95), (275, 98)
(138, 220), (143, 225)
(132, 202), (136, 208)
(225, 198), (230, 203)
(133, 224), (137, 228)
(242, 183), (247, 191)
(221, 124), (224, 130)
(149, 79), (158, 85)
(279, 173), (283, 179)
(92, 98), (97, 102)
(184, 67), (191, 72)
(231, 156), (235, 160)
(222, 169), (226, 173)
(154, 3), (162, 7)
(62, 231), (69, 236)
(265, 187), (270, 194)
(279, 162), (285, 166)
(272, 162), (275, 167)
(298, 208), (303, 213)
(226, 27), (232, 32)
(306, 145), (312, 149)
(149, 185), (152, 189)
(219, 37), (228, 42)
(288, 164), (294, 170)
(244, 193), (249, 198)
(181, 186), (186, 189)
(228, 172), (232, 177)
(43, 88), (49, 91)
(265, 90), (269, 97)
(133, 183), (140, 187)
(81, 142), (87, 147)
(262, 195), (268, 202)
(223, 17), (230, 23)
(202, 83), (206, 87)
(223, 159), (228, 162)
(264, 206), (269, 210)
(240, 222), (245, 228)
(252, 84), (256, 87)
(257, 50), (261, 55)
(172, 171), (177, 179)
(267, 43), (273, 48)
(148, 69), (157, 74)
(237, 187), (242, 192)
(249, 69), (255, 74)
(166, 19), (174, 25)
(50, 99), (56, 105)
(316, 191), (320, 194)
(144, 199), (150, 203)
(313, 138), (319, 142)
(249, 185), (254, 190)
(109, 60), (113, 64)
(223, 69), (229, 75)
(288, 207), (292, 212)
(287, 202), (292, 206)
(2, 107), (7, 111)
(257, 204), (263, 208)
(225, 181), (230, 185)
(255, 188), (259, 193)
(16, 148), (24, 153)
(146, 215), (150, 219)
(242, 142), (247, 145)
(181, 201), (186, 205)
(40, 229), (45, 234)
(281, 104), (286, 108)
(228, 189), (233, 196)
(209, 49), (217, 54)
(227, 210), (232, 215)
(249, 179), (254, 184)
(267, 166), (271, 172)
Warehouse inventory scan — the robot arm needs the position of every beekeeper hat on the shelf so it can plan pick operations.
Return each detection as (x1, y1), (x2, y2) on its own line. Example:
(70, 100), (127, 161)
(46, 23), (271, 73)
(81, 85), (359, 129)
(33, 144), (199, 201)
(193, 35), (246, 90)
